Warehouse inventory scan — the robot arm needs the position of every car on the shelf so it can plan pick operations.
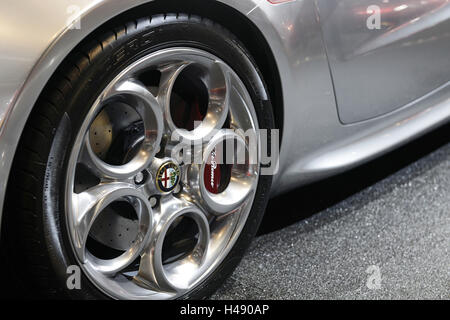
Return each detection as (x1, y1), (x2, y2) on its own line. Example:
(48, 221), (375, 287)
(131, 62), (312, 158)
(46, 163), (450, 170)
(0, 0), (448, 300)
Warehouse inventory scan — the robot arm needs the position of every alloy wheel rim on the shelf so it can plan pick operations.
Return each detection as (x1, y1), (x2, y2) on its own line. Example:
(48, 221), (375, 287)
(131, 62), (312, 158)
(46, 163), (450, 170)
(65, 47), (260, 299)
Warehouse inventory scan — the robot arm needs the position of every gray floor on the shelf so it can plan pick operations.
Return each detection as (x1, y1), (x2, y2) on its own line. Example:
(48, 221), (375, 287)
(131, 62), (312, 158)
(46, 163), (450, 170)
(212, 132), (450, 300)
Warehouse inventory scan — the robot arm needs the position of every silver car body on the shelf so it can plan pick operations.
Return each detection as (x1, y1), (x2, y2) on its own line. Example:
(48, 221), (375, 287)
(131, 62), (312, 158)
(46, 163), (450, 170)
(0, 0), (449, 226)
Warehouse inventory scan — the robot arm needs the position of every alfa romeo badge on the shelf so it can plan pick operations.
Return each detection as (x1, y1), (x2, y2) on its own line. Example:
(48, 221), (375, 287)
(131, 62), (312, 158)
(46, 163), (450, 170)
(156, 161), (181, 193)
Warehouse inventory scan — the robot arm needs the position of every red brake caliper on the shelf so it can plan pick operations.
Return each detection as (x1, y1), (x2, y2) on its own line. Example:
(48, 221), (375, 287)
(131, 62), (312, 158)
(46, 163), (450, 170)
(172, 98), (205, 131)
(204, 148), (221, 194)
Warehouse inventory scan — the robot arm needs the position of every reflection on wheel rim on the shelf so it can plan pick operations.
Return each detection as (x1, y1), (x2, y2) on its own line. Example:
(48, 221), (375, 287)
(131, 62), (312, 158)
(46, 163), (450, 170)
(65, 47), (260, 299)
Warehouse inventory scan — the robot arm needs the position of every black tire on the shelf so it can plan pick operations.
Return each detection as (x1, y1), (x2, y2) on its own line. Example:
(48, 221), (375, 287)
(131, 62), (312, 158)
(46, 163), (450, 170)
(3, 13), (275, 299)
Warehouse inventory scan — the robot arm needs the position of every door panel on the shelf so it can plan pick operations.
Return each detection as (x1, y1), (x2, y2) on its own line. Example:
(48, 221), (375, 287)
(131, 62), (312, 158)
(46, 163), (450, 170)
(317, 0), (450, 124)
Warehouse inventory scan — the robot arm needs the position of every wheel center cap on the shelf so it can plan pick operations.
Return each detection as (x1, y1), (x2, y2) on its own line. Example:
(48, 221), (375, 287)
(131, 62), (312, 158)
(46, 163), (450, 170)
(156, 161), (180, 193)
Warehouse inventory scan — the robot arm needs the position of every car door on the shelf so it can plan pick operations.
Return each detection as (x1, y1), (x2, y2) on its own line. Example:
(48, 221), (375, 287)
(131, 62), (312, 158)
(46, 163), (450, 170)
(316, 0), (450, 124)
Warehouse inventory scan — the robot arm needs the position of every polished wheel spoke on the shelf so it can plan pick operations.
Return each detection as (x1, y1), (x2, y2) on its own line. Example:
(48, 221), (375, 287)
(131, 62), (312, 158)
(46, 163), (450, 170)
(78, 79), (163, 180)
(107, 79), (164, 156)
(160, 60), (231, 144)
(70, 182), (152, 275)
(134, 196), (210, 293)
(157, 62), (192, 113)
(184, 130), (258, 215)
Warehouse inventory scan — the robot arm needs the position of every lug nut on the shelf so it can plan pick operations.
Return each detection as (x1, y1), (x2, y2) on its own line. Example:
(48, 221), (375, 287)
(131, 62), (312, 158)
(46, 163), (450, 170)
(149, 196), (158, 208)
(134, 172), (145, 185)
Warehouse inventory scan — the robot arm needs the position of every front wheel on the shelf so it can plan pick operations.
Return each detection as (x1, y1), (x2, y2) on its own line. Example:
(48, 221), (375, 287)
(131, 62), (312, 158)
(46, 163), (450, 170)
(4, 14), (274, 299)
